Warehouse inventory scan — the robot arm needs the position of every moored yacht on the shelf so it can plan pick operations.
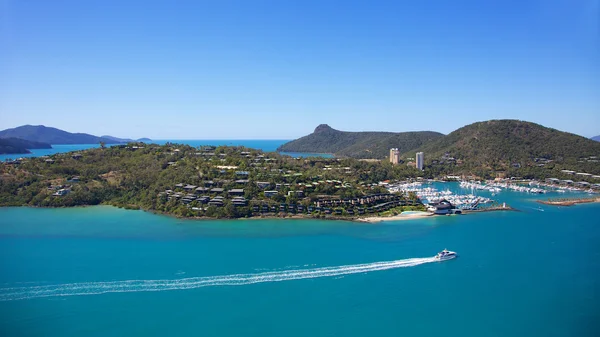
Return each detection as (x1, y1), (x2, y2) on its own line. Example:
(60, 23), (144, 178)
(435, 249), (458, 261)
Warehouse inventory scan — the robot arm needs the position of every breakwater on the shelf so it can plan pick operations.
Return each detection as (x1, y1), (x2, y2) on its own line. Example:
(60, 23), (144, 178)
(537, 197), (600, 206)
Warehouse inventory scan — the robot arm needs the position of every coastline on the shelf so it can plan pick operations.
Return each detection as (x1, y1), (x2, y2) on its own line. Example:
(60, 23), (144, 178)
(1, 203), (521, 222)
(357, 212), (433, 223)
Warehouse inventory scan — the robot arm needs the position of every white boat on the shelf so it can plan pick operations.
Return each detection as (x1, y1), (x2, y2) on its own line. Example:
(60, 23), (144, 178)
(435, 249), (458, 261)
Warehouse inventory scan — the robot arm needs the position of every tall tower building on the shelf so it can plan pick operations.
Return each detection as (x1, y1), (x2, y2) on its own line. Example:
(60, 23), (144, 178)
(390, 148), (400, 164)
(416, 152), (424, 170)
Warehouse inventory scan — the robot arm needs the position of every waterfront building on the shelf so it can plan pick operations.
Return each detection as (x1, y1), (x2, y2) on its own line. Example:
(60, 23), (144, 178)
(426, 199), (461, 215)
(416, 152), (424, 170)
(389, 148), (400, 164)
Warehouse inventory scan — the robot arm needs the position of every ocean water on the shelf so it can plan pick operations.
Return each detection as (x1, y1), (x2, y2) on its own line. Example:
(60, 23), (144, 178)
(0, 140), (332, 161)
(0, 184), (599, 336)
(0, 144), (102, 162)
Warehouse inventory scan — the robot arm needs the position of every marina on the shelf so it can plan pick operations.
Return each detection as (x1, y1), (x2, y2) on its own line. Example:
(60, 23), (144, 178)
(386, 181), (494, 210)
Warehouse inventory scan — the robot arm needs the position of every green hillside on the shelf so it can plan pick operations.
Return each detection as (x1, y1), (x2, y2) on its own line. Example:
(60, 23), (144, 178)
(412, 120), (600, 172)
(277, 124), (444, 159)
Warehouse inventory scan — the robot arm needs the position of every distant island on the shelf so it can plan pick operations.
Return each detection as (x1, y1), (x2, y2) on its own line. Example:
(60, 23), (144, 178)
(0, 137), (52, 154)
(101, 136), (153, 143)
(0, 125), (150, 146)
(592, 135), (600, 142)
(277, 124), (443, 159)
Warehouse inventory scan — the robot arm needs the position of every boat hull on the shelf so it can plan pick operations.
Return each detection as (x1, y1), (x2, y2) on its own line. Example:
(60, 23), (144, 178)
(435, 254), (457, 261)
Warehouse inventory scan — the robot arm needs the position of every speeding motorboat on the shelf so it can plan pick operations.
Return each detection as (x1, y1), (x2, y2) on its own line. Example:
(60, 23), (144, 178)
(435, 249), (458, 261)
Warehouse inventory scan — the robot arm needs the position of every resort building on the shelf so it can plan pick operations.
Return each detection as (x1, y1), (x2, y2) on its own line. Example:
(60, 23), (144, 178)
(52, 188), (71, 196)
(389, 148), (400, 164)
(264, 190), (278, 197)
(426, 199), (460, 215)
(416, 152), (424, 171)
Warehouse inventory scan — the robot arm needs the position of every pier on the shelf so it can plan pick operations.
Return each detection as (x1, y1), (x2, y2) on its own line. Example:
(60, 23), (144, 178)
(462, 202), (516, 213)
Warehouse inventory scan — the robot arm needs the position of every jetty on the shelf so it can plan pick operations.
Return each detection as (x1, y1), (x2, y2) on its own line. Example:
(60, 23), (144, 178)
(462, 202), (516, 213)
(538, 197), (600, 207)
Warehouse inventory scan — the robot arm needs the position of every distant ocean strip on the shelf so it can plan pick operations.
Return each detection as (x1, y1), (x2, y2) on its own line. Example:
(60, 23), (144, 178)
(0, 257), (436, 301)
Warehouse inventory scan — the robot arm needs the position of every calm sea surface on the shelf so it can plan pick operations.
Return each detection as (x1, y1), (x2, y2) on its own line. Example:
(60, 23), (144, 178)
(1, 183), (599, 336)
(0, 140), (332, 161)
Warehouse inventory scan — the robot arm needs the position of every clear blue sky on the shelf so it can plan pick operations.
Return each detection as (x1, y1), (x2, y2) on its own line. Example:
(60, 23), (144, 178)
(1, 0), (598, 139)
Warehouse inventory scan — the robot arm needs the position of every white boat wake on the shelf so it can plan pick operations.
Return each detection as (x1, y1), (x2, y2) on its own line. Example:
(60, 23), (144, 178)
(0, 257), (436, 301)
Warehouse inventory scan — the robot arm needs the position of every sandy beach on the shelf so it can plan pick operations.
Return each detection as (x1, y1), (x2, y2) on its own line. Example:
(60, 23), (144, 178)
(358, 212), (433, 223)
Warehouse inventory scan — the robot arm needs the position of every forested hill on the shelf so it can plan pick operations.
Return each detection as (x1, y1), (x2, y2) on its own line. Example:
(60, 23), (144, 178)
(0, 137), (52, 154)
(0, 125), (145, 145)
(277, 124), (444, 159)
(411, 120), (600, 166)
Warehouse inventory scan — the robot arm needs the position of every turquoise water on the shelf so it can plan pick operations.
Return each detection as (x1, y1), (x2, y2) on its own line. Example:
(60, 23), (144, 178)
(0, 144), (101, 161)
(152, 139), (289, 152)
(1, 185), (599, 336)
(0, 140), (332, 161)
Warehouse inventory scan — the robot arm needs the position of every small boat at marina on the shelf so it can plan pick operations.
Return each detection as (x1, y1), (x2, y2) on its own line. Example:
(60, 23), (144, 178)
(435, 249), (458, 261)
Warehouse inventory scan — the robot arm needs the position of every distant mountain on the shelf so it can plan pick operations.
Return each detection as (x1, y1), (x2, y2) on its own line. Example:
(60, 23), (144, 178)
(277, 124), (444, 159)
(101, 135), (134, 143)
(0, 137), (52, 154)
(101, 136), (153, 143)
(0, 125), (144, 145)
(592, 135), (600, 142)
(411, 120), (600, 167)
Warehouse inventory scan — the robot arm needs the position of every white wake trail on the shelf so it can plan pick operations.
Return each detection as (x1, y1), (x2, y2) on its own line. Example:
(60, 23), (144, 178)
(0, 257), (436, 301)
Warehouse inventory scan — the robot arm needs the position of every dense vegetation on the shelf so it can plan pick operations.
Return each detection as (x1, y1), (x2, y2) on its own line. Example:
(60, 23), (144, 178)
(2, 128), (597, 218)
(411, 120), (600, 176)
(0, 125), (138, 145)
(0, 144), (424, 218)
(277, 124), (444, 159)
(0, 137), (52, 154)
(278, 121), (600, 179)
